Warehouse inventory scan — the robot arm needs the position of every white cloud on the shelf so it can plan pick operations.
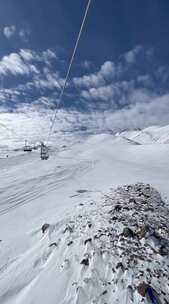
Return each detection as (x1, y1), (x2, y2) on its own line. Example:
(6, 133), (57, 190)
(123, 46), (154, 65)
(3, 25), (16, 39)
(74, 46), (154, 93)
(57, 93), (169, 132)
(73, 46), (159, 107)
(7, 93), (169, 137)
(19, 49), (35, 62)
(3, 26), (31, 42)
(42, 50), (57, 65)
(73, 61), (116, 89)
(117, 80), (135, 93)
(100, 61), (115, 78)
(1, 91), (169, 140)
(74, 73), (104, 88)
(19, 29), (30, 42)
(0, 88), (21, 103)
(129, 88), (156, 104)
(20, 49), (57, 65)
(0, 53), (39, 76)
(103, 93), (169, 130)
(124, 45), (143, 64)
(81, 84), (119, 102)
(25, 67), (65, 92)
(33, 96), (51, 107)
(1, 44), (169, 134)
(80, 80), (158, 111)
(0, 48), (62, 96)
(33, 69), (63, 91)
(0, 49), (57, 79)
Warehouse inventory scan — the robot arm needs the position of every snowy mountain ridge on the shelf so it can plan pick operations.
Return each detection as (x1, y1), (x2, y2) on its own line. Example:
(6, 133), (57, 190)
(119, 125), (169, 145)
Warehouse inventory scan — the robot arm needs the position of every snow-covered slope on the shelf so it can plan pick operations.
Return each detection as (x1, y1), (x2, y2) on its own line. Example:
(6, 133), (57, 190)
(120, 125), (169, 144)
(0, 113), (169, 303)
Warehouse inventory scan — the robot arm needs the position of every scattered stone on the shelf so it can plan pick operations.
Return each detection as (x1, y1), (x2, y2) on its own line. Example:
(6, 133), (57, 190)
(146, 207), (154, 212)
(94, 234), (99, 239)
(63, 225), (74, 234)
(159, 245), (168, 256)
(137, 282), (148, 297)
(122, 227), (135, 238)
(77, 189), (88, 194)
(129, 198), (136, 204)
(111, 216), (118, 220)
(42, 223), (50, 234)
(84, 238), (92, 245)
(137, 225), (149, 239)
(151, 231), (161, 240)
(98, 233), (104, 238)
(80, 258), (89, 266)
(87, 222), (92, 228)
(114, 204), (122, 212)
(116, 262), (125, 271)
(49, 242), (57, 248)
(127, 285), (133, 292)
(101, 290), (108, 296)
(67, 241), (73, 246)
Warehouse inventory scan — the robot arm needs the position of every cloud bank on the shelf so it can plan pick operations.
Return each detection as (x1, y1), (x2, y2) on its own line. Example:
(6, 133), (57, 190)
(0, 45), (169, 131)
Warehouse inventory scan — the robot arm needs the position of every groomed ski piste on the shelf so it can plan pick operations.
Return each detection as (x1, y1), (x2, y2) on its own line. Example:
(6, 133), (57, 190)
(0, 116), (169, 304)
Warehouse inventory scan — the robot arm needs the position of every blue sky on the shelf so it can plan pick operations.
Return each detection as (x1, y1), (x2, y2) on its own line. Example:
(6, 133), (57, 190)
(0, 0), (169, 128)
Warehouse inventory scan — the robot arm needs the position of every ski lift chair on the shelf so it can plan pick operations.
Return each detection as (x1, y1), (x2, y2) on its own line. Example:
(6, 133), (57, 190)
(40, 143), (49, 160)
(23, 141), (32, 152)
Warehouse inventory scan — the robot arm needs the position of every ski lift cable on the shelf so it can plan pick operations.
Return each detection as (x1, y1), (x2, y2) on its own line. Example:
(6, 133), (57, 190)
(46, 0), (92, 143)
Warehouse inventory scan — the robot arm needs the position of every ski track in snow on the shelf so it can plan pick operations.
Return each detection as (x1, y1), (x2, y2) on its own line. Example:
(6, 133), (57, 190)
(0, 157), (95, 216)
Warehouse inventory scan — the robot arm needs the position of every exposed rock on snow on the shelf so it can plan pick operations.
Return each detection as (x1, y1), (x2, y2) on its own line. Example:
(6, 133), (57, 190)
(49, 242), (57, 248)
(41, 223), (50, 234)
(80, 258), (90, 266)
(122, 227), (135, 238)
(57, 183), (168, 304)
(0, 183), (168, 304)
(137, 282), (149, 297)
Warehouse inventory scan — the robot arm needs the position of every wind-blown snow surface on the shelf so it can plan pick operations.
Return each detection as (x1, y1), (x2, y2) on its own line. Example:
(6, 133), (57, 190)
(0, 116), (169, 303)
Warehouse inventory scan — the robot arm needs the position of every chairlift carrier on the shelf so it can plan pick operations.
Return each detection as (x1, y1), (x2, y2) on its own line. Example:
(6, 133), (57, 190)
(23, 140), (32, 152)
(40, 143), (49, 160)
